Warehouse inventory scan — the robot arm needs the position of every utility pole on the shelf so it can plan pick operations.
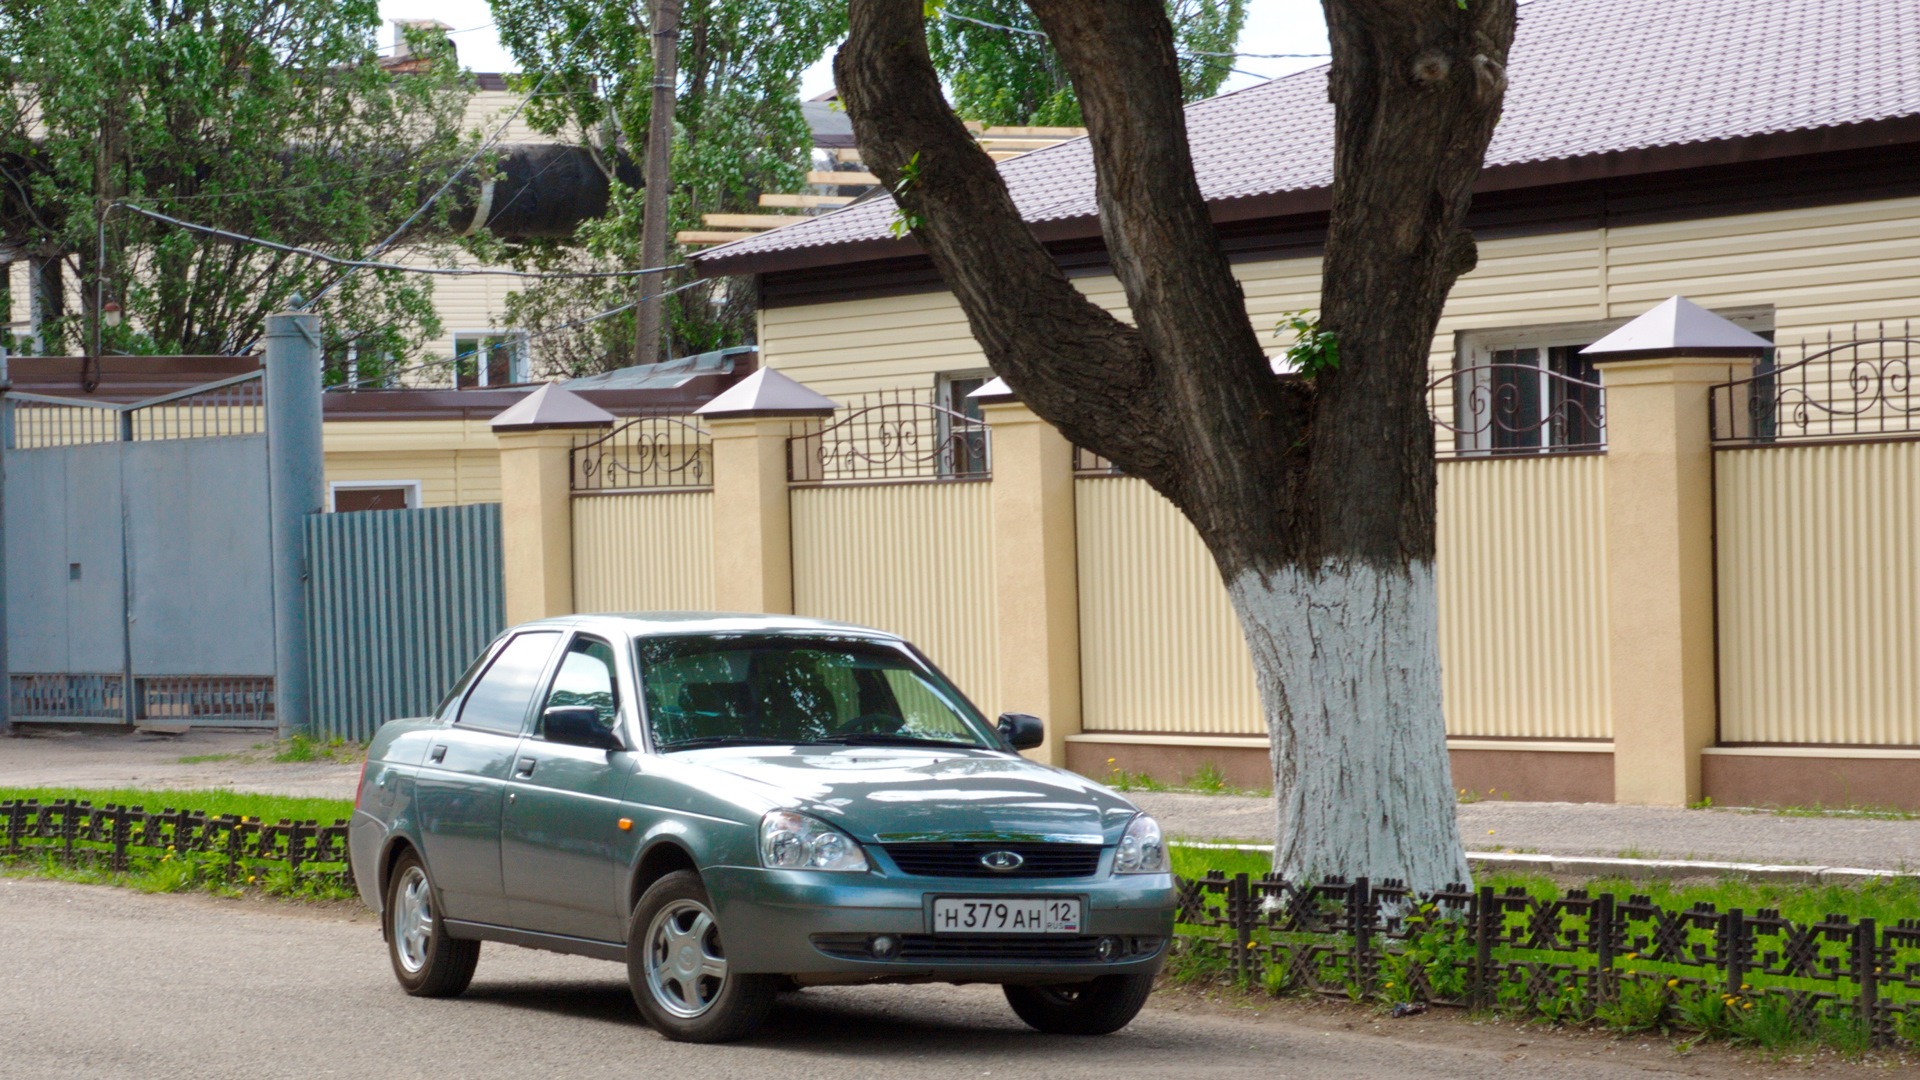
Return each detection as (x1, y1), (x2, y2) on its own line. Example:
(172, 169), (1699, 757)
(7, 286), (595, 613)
(633, 0), (681, 368)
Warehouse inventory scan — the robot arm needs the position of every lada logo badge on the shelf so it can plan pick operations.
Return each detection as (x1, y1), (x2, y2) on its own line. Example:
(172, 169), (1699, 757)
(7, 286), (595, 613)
(981, 850), (1025, 871)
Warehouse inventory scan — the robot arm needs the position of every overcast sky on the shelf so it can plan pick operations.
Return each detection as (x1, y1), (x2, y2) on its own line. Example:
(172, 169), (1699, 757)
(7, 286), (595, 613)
(377, 1), (1331, 94)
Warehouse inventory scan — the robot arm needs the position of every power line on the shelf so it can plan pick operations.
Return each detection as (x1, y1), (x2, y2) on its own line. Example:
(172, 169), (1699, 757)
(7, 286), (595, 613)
(116, 202), (685, 281)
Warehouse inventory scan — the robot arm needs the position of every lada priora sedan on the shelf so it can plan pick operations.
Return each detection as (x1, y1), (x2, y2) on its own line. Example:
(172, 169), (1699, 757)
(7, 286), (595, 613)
(350, 614), (1177, 1042)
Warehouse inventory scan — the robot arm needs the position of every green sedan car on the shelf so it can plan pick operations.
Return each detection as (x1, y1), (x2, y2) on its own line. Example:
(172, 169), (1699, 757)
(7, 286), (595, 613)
(349, 614), (1177, 1042)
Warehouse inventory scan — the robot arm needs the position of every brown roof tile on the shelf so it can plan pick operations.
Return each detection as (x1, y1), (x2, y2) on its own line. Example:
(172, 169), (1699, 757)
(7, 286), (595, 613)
(693, 0), (1920, 275)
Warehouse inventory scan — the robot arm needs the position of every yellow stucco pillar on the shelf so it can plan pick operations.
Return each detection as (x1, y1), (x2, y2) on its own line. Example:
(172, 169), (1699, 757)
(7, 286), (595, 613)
(491, 384), (615, 625)
(704, 416), (802, 614)
(695, 367), (839, 614)
(979, 391), (1082, 767)
(1586, 297), (1770, 805)
(495, 428), (585, 624)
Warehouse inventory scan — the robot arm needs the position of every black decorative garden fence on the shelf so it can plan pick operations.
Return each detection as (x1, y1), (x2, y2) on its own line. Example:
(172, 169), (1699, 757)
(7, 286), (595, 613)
(1, 800), (352, 890)
(1177, 873), (1920, 1046)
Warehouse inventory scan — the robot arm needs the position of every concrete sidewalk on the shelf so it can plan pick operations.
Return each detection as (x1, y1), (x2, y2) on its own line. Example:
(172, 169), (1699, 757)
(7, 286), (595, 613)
(5, 728), (1916, 876)
(1131, 790), (1920, 876)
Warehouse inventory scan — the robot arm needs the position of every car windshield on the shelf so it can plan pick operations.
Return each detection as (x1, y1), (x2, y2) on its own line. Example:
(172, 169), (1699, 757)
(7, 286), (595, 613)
(635, 633), (998, 752)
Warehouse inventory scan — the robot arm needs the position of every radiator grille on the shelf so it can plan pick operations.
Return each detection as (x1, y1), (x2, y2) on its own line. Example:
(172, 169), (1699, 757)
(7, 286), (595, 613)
(882, 842), (1103, 878)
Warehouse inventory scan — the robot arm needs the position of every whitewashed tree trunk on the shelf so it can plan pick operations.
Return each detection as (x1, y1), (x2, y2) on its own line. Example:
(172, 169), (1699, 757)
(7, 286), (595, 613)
(1226, 560), (1471, 893)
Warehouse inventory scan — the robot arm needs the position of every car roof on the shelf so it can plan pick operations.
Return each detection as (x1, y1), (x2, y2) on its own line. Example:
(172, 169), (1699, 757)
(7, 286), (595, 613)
(512, 611), (907, 642)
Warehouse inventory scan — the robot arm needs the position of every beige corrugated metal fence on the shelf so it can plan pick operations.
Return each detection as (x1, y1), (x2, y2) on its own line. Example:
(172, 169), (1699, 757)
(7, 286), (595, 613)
(1435, 455), (1612, 739)
(1074, 476), (1263, 735)
(572, 492), (716, 612)
(790, 482), (1000, 711)
(1075, 461), (1610, 740)
(1715, 441), (1920, 745)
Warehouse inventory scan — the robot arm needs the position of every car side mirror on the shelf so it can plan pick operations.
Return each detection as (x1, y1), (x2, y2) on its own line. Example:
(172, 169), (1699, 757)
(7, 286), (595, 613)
(997, 712), (1045, 751)
(543, 705), (623, 752)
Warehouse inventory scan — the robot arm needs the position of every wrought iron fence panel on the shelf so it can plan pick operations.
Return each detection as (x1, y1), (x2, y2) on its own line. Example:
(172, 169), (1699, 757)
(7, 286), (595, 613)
(0, 800), (351, 889)
(1428, 363), (1607, 458)
(572, 414), (713, 492)
(788, 389), (991, 484)
(1711, 326), (1920, 446)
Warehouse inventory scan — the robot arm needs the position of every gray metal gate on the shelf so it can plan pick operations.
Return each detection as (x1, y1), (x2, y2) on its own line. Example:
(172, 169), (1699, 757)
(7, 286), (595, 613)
(305, 503), (505, 741)
(2, 372), (280, 726)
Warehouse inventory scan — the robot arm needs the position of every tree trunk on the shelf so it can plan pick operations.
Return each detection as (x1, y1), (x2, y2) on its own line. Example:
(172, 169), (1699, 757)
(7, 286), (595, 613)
(836, 0), (1513, 891)
(1228, 560), (1469, 888)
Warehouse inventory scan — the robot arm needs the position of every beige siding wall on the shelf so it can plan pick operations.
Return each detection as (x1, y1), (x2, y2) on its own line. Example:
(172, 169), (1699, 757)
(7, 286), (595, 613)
(322, 419), (502, 506)
(790, 483), (1000, 712)
(572, 492), (716, 612)
(1715, 441), (1920, 746)
(1435, 455), (1611, 739)
(1074, 476), (1261, 735)
(760, 195), (1920, 401)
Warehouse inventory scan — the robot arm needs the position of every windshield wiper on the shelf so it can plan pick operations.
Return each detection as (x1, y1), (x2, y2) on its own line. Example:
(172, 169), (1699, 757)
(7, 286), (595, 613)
(810, 733), (978, 748)
(655, 735), (791, 752)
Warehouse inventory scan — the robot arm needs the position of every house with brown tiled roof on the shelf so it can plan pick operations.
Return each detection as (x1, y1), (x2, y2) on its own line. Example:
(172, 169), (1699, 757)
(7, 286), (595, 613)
(676, 0), (1920, 804)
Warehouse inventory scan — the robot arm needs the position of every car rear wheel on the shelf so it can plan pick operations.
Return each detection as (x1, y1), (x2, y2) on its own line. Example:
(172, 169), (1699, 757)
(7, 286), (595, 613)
(626, 870), (776, 1042)
(384, 850), (480, 997)
(1003, 974), (1155, 1035)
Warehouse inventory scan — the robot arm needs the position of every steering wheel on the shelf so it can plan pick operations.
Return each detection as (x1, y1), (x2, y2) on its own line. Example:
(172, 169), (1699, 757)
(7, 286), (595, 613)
(835, 713), (908, 736)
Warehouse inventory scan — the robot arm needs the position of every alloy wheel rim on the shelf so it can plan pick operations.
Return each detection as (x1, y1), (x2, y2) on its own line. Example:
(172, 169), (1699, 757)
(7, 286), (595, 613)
(394, 866), (433, 974)
(644, 898), (728, 1019)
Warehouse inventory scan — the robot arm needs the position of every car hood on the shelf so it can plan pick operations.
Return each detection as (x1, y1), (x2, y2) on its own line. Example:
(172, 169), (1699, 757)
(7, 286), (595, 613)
(675, 745), (1141, 844)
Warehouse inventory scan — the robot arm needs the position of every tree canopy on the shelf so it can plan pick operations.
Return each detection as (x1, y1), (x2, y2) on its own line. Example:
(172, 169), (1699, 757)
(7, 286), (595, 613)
(926, 0), (1247, 126)
(0, 0), (472, 372)
(479, 0), (846, 375)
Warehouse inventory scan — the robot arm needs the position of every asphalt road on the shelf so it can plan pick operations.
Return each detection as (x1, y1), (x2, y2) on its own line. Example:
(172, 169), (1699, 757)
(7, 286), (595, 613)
(0, 878), (1861, 1080)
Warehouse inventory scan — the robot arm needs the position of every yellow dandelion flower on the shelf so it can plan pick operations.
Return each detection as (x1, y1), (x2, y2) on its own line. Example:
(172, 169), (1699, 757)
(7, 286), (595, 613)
(1623, 952), (1637, 960)
(1740, 983), (1750, 990)
(247, 874), (257, 884)
(1487, 829), (1496, 835)
(1667, 979), (1680, 988)
(1742, 1002), (1753, 1010)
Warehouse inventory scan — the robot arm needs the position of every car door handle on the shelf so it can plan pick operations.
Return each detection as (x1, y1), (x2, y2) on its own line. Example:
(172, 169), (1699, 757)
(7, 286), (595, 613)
(429, 745), (447, 763)
(515, 757), (537, 778)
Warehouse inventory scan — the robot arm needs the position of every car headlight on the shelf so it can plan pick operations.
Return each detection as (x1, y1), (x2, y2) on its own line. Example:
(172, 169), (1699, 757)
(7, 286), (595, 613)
(759, 810), (870, 872)
(1112, 813), (1168, 874)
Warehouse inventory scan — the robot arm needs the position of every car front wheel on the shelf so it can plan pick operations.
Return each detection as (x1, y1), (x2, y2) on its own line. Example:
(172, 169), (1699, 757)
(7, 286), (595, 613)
(626, 869), (776, 1042)
(384, 850), (480, 997)
(1003, 974), (1155, 1035)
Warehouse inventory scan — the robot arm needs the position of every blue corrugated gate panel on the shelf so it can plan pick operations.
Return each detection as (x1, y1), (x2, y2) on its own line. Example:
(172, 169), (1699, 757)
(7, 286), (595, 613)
(305, 503), (505, 742)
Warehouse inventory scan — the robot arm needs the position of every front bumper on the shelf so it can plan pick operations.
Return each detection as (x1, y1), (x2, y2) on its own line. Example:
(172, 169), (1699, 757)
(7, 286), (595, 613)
(704, 864), (1177, 979)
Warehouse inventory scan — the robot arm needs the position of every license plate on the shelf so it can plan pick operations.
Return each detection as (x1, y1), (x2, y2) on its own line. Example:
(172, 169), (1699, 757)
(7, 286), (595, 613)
(932, 897), (1082, 934)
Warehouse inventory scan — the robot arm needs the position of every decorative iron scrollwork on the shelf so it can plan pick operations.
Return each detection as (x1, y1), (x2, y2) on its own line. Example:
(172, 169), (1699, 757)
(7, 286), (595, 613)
(788, 390), (991, 484)
(1428, 363), (1607, 458)
(572, 415), (713, 492)
(1711, 328), (1920, 446)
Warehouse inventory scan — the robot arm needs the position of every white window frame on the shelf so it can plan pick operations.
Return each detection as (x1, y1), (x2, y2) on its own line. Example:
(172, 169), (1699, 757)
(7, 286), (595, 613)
(451, 329), (531, 387)
(328, 479), (422, 512)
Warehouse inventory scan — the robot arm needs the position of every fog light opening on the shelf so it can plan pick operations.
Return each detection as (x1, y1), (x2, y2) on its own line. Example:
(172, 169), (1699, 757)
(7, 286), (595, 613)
(1097, 936), (1119, 961)
(870, 934), (900, 959)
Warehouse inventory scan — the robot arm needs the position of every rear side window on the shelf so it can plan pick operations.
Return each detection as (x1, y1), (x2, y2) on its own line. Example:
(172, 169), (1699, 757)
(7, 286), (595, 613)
(457, 631), (561, 735)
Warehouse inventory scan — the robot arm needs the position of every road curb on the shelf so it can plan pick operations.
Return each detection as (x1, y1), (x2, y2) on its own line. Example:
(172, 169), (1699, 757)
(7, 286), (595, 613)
(1171, 841), (1916, 885)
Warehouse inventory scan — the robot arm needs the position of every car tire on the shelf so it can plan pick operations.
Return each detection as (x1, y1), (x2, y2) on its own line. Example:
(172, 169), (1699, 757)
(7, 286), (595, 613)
(626, 869), (777, 1043)
(1003, 974), (1156, 1035)
(384, 849), (480, 997)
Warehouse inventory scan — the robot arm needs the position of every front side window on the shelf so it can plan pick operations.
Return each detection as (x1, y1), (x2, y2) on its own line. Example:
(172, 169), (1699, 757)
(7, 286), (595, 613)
(540, 635), (620, 738)
(635, 634), (996, 752)
(457, 630), (560, 734)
